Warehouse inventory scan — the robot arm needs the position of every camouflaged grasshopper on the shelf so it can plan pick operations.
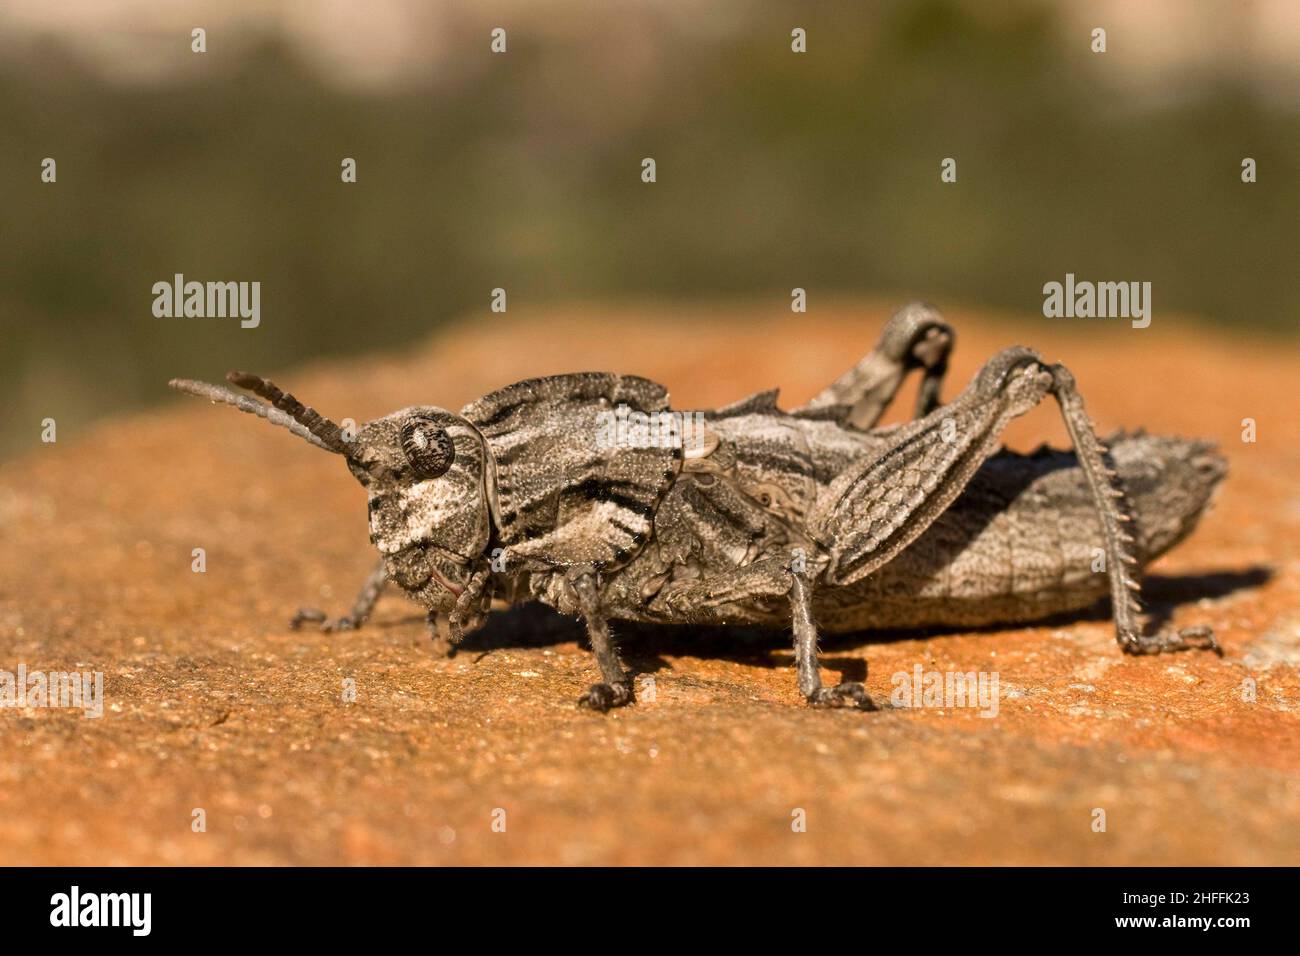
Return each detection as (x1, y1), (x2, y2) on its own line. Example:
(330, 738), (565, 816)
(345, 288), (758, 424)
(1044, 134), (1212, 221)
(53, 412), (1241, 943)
(170, 303), (1224, 712)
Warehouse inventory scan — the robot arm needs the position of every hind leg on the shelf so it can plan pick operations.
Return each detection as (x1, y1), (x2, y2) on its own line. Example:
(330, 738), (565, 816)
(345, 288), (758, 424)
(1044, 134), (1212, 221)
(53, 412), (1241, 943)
(812, 347), (1218, 656)
(797, 301), (954, 427)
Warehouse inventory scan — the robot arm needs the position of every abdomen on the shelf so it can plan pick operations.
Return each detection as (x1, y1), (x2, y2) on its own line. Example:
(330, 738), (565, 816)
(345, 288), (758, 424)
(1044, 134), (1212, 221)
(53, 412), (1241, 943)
(814, 433), (1225, 632)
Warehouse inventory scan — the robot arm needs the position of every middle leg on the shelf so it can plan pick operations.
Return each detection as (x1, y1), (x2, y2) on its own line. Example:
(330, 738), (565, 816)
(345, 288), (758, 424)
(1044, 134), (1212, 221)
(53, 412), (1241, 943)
(652, 554), (878, 709)
(790, 566), (877, 709)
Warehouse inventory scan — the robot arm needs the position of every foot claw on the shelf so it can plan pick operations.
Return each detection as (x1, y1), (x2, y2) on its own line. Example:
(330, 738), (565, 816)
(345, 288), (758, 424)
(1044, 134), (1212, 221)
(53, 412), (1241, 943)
(807, 681), (878, 711)
(289, 607), (327, 631)
(289, 607), (359, 633)
(578, 681), (634, 712)
(1123, 625), (1222, 657)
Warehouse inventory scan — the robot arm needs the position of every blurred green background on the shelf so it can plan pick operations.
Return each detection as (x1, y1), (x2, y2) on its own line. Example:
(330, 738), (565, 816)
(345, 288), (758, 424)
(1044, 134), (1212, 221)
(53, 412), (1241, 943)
(1, 0), (1297, 459)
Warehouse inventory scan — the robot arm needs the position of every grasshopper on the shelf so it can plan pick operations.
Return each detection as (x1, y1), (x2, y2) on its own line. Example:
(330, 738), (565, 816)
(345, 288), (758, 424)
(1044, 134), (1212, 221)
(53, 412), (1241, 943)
(170, 303), (1224, 712)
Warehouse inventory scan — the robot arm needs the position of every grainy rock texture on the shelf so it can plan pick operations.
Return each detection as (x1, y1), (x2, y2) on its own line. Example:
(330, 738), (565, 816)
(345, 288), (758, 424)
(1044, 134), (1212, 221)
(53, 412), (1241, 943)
(2, 301), (1297, 865)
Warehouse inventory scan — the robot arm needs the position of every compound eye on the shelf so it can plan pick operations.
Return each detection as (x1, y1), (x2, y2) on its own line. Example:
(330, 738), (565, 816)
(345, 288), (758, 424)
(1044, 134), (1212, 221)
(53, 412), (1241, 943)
(399, 418), (455, 479)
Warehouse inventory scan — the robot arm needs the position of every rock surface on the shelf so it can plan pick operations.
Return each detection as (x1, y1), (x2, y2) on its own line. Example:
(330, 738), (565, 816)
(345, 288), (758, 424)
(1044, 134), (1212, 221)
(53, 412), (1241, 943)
(2, 300), (1297, 865)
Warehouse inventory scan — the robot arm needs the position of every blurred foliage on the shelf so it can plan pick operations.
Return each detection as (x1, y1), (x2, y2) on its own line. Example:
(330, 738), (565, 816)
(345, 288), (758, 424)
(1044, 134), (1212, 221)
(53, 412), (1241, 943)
(1, 0), (1297, 458)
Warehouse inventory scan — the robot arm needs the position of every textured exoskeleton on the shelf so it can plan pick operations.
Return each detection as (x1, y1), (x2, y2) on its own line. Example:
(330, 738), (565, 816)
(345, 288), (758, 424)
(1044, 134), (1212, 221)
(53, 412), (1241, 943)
(171, 303), (1224, 711)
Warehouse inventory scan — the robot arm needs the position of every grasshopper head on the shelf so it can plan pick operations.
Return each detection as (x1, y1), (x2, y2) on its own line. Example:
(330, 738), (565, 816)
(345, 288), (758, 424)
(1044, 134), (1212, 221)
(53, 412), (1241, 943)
(168, 373), (492, 611)
(349, 407), (492, 611)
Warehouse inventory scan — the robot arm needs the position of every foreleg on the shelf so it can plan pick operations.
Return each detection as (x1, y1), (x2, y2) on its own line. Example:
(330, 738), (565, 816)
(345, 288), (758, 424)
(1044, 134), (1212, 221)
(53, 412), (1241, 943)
(290, 558), (387, 632)
(421, 562), (494, 657)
